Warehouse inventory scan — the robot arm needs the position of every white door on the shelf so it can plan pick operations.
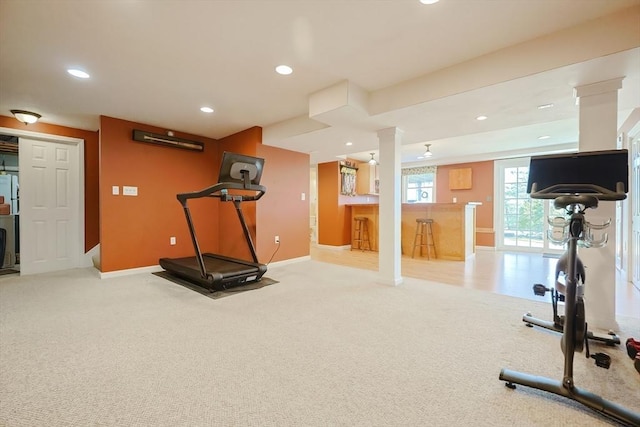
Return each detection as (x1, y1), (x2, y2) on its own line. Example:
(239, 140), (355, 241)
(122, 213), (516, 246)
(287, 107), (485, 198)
(631, 132), (640, 288)
(20, 137), (81, 274)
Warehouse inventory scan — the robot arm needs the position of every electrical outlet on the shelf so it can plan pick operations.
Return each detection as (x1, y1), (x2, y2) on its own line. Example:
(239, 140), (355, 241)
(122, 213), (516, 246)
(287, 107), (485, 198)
(170, 236), (176, 245)
(274, 235), (280, 244)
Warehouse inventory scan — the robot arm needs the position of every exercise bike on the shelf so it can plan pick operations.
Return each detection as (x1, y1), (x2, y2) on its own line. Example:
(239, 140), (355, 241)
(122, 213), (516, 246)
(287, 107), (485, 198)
(522, 215), (621, 349)
(499, 149), (640, 426)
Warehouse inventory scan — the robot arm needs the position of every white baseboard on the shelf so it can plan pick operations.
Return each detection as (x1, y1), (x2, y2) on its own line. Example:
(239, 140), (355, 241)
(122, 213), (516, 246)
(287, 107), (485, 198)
(314, 244), (351, 251)
(268, 255), (311, 268)
(82, 243), (100, 268)
(476, 246), (495, 251)
(99, 256), (312, 278)
(99, 264), (164, 279)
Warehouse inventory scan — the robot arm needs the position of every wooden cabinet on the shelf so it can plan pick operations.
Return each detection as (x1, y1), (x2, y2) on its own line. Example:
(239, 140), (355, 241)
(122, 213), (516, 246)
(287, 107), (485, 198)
(356, 163), (379, 195)
(449, 168), (472, 190)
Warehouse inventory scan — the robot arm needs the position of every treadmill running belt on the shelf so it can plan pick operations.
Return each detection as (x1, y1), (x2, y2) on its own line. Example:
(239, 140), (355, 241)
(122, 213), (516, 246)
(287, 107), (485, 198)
(159, 253), (266, 292)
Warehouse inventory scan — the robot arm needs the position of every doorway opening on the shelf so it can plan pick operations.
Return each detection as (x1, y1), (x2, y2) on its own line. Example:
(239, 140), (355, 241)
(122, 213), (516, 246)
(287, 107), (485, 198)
(0, 134), (20, 275)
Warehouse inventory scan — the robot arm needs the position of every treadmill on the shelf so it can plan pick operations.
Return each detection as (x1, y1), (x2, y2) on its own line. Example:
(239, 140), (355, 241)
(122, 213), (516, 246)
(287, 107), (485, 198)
(159, 152), (267, 292)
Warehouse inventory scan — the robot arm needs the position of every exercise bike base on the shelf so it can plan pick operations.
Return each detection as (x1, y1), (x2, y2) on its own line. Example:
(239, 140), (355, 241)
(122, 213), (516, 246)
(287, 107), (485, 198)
(499, 368), (640, 426)
(522, 314), (620, 346)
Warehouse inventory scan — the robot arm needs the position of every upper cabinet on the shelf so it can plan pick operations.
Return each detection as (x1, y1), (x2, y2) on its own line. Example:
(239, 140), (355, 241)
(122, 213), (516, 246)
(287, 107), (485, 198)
(357, 162), (379, 195)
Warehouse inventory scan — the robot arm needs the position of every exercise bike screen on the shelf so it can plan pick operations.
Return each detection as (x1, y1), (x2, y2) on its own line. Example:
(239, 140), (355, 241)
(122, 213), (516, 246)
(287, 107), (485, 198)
(527, 149), (628, 194)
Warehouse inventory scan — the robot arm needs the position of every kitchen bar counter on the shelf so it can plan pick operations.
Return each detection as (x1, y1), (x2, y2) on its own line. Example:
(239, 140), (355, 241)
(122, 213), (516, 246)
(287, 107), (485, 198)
(347, 203), (477, 260)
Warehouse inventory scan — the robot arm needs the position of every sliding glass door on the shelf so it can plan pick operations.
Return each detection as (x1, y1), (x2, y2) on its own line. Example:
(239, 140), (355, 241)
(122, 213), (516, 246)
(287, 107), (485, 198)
(495, 158), (564, 253)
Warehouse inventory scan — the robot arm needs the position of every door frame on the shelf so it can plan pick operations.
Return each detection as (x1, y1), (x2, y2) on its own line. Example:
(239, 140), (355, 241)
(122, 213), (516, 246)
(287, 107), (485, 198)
(627, 120), (640, 288)
(0, 127), (85, 273)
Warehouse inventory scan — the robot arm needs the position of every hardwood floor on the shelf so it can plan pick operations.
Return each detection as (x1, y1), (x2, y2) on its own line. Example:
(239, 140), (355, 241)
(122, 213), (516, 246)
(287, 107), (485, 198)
(310, 245), (640, 318)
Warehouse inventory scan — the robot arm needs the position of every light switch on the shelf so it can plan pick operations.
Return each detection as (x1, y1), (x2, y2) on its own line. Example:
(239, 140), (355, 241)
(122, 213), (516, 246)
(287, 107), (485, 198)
(112, 186), (119, 195)
(301, 192), (306, 201)
(123, 186), (138, 196)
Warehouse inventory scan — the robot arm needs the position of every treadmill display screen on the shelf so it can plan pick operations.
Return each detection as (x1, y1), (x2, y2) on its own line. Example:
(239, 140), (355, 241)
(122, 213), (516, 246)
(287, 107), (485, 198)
(218, 152), (265, 186)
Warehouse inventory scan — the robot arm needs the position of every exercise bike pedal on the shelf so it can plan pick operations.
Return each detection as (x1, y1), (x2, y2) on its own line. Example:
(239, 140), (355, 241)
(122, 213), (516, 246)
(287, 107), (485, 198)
(532, 283), (550, 296)
(590, 352), (611, 369)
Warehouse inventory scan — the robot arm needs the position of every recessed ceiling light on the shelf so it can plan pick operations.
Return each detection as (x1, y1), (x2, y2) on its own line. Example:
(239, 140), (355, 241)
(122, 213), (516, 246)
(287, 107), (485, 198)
(419, 0), (440, 4)
(275, 65), (293, 75)
(345, 141), (353, 146)
(538, 135), (550, 140)
(476, 115), (488, 121)
(200, 107), (214, 113)
(67, 68), (90, 79)
(537, 103), (554, 109)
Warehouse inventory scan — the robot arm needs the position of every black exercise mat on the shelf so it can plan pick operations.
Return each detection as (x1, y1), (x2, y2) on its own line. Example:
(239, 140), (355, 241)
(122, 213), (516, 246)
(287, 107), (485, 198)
(153, 271), (278, 300)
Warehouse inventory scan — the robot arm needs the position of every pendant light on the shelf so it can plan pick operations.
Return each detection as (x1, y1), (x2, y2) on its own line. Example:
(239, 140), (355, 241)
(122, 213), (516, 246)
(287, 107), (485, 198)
(424, 144), (433, 157)
(368, 152), (377, 165)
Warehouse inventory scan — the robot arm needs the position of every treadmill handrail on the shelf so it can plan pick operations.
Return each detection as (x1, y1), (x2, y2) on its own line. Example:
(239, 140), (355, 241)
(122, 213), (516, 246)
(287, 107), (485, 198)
(177, 181), (266, 205)
(176, 180), (265, 281)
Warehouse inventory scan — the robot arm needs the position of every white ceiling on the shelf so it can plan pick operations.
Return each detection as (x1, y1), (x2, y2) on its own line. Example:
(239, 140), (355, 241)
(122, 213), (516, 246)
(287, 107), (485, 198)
(1, 0), (639, 165)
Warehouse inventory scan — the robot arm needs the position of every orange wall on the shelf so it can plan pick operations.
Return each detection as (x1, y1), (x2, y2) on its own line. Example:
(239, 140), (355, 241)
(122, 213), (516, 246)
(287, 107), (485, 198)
(99, 116), (219, 272)
(0, 115), (100, 252)
(317, 161), (351, 246)
(436, 161), (495, 246)
(4, 114), (310, 272)
(256, 144), (310, 263)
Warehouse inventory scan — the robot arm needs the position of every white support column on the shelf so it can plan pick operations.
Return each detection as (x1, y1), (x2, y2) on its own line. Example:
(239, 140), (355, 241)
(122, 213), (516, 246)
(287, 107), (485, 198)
(377, 127), (403, 286)
(573, 77), (623, 331)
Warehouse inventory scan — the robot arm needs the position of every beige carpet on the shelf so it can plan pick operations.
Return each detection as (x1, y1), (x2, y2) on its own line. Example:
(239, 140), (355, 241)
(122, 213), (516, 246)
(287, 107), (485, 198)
(0, 261), (638, 426)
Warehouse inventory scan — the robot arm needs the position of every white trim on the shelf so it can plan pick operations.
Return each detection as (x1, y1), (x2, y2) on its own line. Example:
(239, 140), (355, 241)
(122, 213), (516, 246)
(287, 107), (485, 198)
(0, 126), (83, 145)
(475, 245), (496, 251)
(377, 276), (404, 287)
(268, 255), (311, 268)
(83, 243), (100, 268)
(0, 127), (86, 272)
(99, 257), (313, 278)
(314, 244), (351, 251)
(99, 264), (164, 279)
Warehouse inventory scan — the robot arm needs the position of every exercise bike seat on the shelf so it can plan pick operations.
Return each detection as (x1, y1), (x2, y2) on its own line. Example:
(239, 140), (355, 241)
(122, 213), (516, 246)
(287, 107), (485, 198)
(554, 252), (585, 296)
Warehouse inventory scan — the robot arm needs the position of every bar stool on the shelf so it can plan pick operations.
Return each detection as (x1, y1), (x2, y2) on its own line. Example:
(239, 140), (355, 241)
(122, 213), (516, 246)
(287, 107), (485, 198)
(352, 216), (371, 251)
(412, 218), (436, 259)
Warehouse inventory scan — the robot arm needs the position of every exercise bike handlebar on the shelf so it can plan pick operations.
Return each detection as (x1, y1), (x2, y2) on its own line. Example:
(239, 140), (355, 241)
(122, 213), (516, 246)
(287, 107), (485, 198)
(177, 181), (266, 205)
(529, 182), (627, 202)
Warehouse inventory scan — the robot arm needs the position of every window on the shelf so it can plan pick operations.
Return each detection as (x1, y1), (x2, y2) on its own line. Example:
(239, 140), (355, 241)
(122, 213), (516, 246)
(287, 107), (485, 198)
(402, 166), (436, 203)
